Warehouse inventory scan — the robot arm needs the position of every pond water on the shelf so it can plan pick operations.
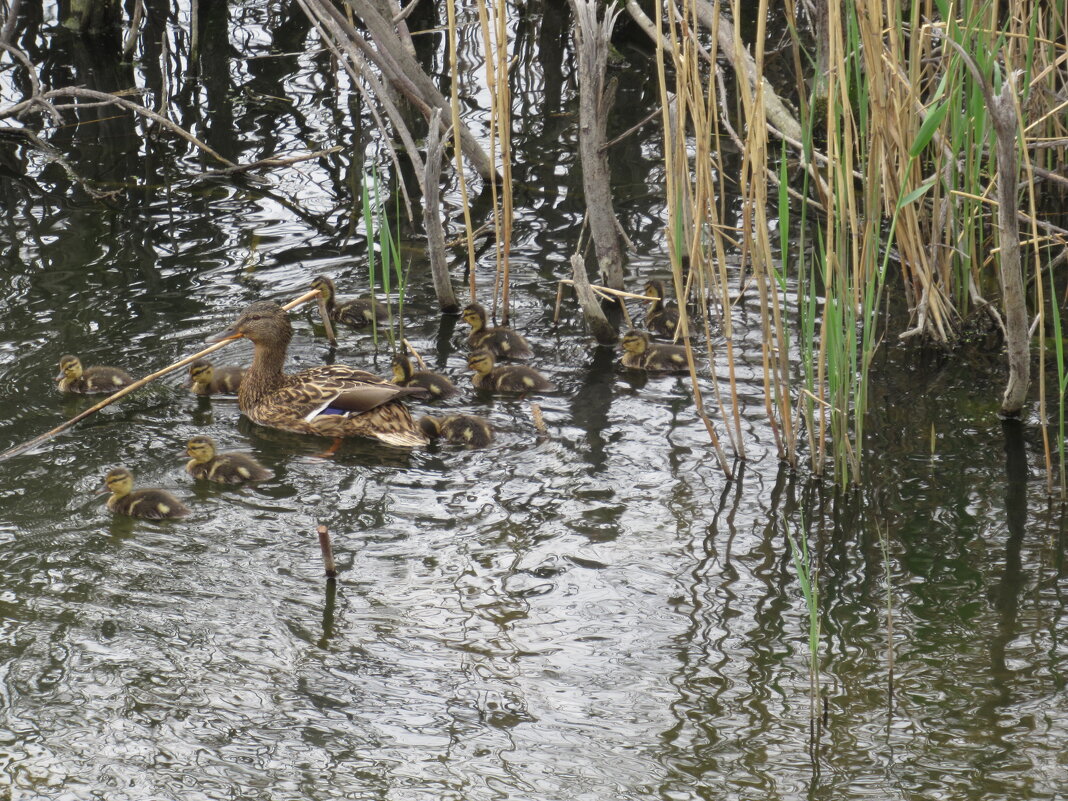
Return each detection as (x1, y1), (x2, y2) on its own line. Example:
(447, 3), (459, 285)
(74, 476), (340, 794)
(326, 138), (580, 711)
(0, 3), (1065, 800)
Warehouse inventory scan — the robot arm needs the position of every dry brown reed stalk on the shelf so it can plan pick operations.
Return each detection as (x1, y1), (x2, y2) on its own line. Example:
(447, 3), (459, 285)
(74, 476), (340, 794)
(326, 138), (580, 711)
(649, 0), (733, 475)
(445, 0), (478, 300)
(316, 524), (338, 578)
(731, 0), (798, 468)
(475, 0), (515, 324)
(0, 289), (324, 463)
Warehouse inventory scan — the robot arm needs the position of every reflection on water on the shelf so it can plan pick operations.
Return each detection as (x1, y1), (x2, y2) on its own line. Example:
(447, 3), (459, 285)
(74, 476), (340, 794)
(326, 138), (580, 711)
(0, 4), (1065, 801)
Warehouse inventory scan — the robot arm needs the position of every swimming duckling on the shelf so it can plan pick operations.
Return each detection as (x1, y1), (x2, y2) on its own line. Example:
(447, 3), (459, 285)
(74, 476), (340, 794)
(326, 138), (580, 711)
(188, 359), (245, 396)
(461, 302), (532, 359)
(56, 355), (135, 394)
(466, 349), (554, 393)
(620, 329), (689, 372)
(419, 414), (494, 449)
(102, 467), (190, 519)
(643, 279), (681, 338)
(311, 275), (388, 329)
(185, 435), (273, 484)
(392, 354), (458, 400)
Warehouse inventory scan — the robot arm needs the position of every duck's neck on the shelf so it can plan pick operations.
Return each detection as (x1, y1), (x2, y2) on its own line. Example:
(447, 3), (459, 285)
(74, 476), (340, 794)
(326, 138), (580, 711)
(239, 338), (289, 410)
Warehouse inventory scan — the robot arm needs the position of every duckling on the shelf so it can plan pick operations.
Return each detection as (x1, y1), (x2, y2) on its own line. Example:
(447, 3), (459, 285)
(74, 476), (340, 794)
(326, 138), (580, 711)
(466, 349), (554, 393)
(102, 467), (190, 519)
(620, 329), (689, 372)
(391, 354), (458, 400)
(311, 275), (388, 329)
(419, 414), (494, 449)
(643, 279), (681, 338)
(55, 355), (134, 394)
(188, 359), (245, 396)
(461, 302), (533, 359)
(185, 435), (273, 484)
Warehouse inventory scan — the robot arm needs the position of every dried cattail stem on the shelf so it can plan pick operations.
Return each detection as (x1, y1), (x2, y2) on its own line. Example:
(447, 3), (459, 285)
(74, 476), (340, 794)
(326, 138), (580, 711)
(316, 524), (338, 578)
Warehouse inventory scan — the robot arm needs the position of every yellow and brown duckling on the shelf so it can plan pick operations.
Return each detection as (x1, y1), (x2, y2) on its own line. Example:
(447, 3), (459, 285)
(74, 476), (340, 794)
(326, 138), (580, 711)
(461, 302), (533, 359)
(419, 414), (494, 449)
(102, 467), (190, 520)
(643, 279), (681, 339)
(621, 329), (689, 372)
(188, 359), (245, 396)
(311, 275), (389, 329)
(55, 355), (135, 394)
(185, 436), (273, 484)
(391, 354), (458, 400)
(207, 301), (428, 447)
(466, 348), (554, 393)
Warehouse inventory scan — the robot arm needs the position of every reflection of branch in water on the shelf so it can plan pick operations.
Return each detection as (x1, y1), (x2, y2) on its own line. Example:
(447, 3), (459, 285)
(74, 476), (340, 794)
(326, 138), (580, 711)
(318, 573), (337, 648)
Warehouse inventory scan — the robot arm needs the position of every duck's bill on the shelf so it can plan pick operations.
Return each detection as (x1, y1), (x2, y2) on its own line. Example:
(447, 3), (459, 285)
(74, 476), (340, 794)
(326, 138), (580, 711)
(205, 325), (243, 344)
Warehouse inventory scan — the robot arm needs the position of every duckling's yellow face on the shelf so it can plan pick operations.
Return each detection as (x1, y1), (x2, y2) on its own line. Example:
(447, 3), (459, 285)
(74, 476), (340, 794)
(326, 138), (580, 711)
(621, 331), (649, 355)
(643, 281), (663, 300)
(461, 304), (485, 329)
(310, 276), (335, 302)
(186, 437), (216, 463)
(56, 355), (83, 381)
(391, 355), (411, 383)
(103, 467), (134, 497)
(189, 362), (213, 386)
(466, 350), (494, 375)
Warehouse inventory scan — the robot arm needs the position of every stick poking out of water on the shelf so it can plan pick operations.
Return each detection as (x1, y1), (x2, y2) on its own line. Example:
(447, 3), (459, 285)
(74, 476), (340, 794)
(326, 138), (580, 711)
(316, 524), (338, 578)
(0, 288), (324, 463)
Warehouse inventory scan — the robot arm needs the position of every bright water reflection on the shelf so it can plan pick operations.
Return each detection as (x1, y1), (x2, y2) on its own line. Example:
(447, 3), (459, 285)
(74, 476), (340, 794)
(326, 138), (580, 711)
(0, 3), (1066, 800)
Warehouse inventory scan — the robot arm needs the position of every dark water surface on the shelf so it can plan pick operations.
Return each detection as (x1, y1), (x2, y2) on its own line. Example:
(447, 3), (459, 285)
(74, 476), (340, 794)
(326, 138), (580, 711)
(0, 3), (1065, 800)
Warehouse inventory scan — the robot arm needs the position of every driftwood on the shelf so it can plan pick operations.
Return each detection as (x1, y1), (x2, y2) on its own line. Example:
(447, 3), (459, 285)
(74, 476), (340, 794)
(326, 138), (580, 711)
(943, 41), (1029, 414)
(568, 0), (626, 290)
(423, 110), (459, 312)
(569, 254), (618, 345)
(318, 0), (497, 181)
(990, 76), (1027, 415)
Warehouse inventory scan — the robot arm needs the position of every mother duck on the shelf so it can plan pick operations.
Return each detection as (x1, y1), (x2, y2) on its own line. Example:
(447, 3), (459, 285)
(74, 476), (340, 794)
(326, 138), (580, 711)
(207, 301), (428, 447)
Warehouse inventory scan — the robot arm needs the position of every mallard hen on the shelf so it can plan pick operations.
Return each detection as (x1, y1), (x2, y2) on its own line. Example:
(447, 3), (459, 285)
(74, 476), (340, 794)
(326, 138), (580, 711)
(207, 301), (428, 447)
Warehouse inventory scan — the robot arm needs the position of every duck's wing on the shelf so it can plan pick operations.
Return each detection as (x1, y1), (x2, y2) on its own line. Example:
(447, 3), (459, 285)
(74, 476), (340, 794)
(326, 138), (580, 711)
(292, 365), (427, 419)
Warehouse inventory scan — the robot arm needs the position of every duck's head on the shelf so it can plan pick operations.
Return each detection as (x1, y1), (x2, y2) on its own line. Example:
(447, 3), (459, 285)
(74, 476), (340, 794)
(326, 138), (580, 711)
(185, 435), (217, 464)
(643, 280), (666, 301)
(621, 330), (650, 356)
(418, 415), (442, 438)
(56, 355), (83, 383)
(461, 303), (487, 331)
(466, 348), (495, 376)
(103, 467), (134, 498)
(188, 359), (214, 388)
(207, 301), (292, 348)
(391, 354), (413, 383)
